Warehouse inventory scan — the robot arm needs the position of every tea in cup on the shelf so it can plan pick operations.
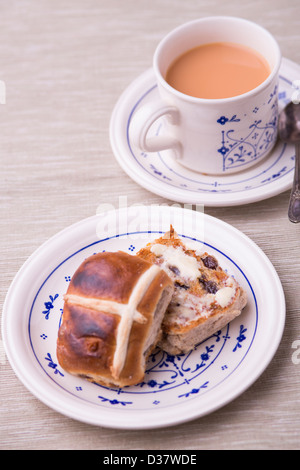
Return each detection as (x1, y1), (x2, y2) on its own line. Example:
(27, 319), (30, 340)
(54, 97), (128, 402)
(165, 42), (271, 99)
(130, 16), (281, 175)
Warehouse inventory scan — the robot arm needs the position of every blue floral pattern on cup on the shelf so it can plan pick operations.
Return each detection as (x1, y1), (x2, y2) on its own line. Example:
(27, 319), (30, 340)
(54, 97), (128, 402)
(125, 71), (294, 198)
(217, 85), (278, 171)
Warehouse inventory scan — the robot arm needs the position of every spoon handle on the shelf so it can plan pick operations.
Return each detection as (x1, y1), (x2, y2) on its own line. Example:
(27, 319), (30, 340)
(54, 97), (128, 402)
(288, 142), (300, 223)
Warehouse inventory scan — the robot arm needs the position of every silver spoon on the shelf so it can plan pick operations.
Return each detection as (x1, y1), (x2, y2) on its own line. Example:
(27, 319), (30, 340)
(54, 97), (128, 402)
(278, 101), (300, 223)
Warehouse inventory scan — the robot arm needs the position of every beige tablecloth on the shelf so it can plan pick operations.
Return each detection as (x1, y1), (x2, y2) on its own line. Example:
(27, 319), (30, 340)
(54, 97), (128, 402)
(1, 0), (300, 450)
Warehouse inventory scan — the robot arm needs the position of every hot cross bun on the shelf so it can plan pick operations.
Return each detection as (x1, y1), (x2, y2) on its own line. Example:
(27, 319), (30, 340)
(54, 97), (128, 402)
(56, 251), (174, 387)
(137, 226), (247, 355)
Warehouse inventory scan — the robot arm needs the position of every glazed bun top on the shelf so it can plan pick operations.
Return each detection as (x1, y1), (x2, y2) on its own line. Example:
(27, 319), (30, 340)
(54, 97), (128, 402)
(56, 251), (174, 387)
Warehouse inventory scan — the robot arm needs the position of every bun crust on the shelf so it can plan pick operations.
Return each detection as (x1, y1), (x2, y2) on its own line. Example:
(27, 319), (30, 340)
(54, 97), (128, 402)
(56, 251), (174, 387)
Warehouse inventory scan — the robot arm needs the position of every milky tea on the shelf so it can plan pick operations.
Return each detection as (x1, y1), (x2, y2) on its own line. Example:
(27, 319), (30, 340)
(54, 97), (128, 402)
(165, 42), (271, 99)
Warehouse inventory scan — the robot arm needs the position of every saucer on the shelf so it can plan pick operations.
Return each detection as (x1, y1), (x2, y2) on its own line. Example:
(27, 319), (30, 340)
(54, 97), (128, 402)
(110, 57), (299, 206)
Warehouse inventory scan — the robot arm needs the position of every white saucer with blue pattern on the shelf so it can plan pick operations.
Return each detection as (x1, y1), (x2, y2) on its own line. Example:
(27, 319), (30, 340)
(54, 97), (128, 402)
(2, 207), (285, 428)
(110, 57), (299, 206)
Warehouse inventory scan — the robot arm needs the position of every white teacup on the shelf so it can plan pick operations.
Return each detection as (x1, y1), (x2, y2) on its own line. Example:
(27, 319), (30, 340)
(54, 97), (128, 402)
(130, 16), (281, 175)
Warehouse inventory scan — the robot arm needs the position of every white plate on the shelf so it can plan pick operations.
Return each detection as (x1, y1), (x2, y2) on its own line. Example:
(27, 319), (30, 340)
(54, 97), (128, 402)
(2, 206), (285, 429)
(110, 57), (299, 206)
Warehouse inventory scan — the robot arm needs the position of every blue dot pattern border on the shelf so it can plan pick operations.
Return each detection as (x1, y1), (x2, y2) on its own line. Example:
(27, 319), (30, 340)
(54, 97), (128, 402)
(28, 231), (258, 412)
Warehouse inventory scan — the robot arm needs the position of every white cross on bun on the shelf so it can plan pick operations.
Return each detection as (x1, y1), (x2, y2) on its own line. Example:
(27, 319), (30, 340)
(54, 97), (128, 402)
(56, 251), (174, 387)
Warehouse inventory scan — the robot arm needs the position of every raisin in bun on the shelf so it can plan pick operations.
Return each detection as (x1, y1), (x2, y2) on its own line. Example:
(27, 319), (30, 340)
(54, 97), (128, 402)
(137, 227), (247, 355)
(56, 251), (174, 387)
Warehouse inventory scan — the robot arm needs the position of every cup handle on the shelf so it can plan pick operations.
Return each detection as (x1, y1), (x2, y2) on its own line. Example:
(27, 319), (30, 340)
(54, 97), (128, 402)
(130, 101), (182, 157)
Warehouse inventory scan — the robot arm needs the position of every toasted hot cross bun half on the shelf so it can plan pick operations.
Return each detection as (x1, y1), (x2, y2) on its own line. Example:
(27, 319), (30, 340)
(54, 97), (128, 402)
(56, 251), (174, 387)
(137, 226), (247, 355)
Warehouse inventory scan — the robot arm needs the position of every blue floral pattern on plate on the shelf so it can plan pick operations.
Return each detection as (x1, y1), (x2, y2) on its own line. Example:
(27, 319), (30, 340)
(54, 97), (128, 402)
(28, 231), (257, 412)
(4, 209), (285, 427)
